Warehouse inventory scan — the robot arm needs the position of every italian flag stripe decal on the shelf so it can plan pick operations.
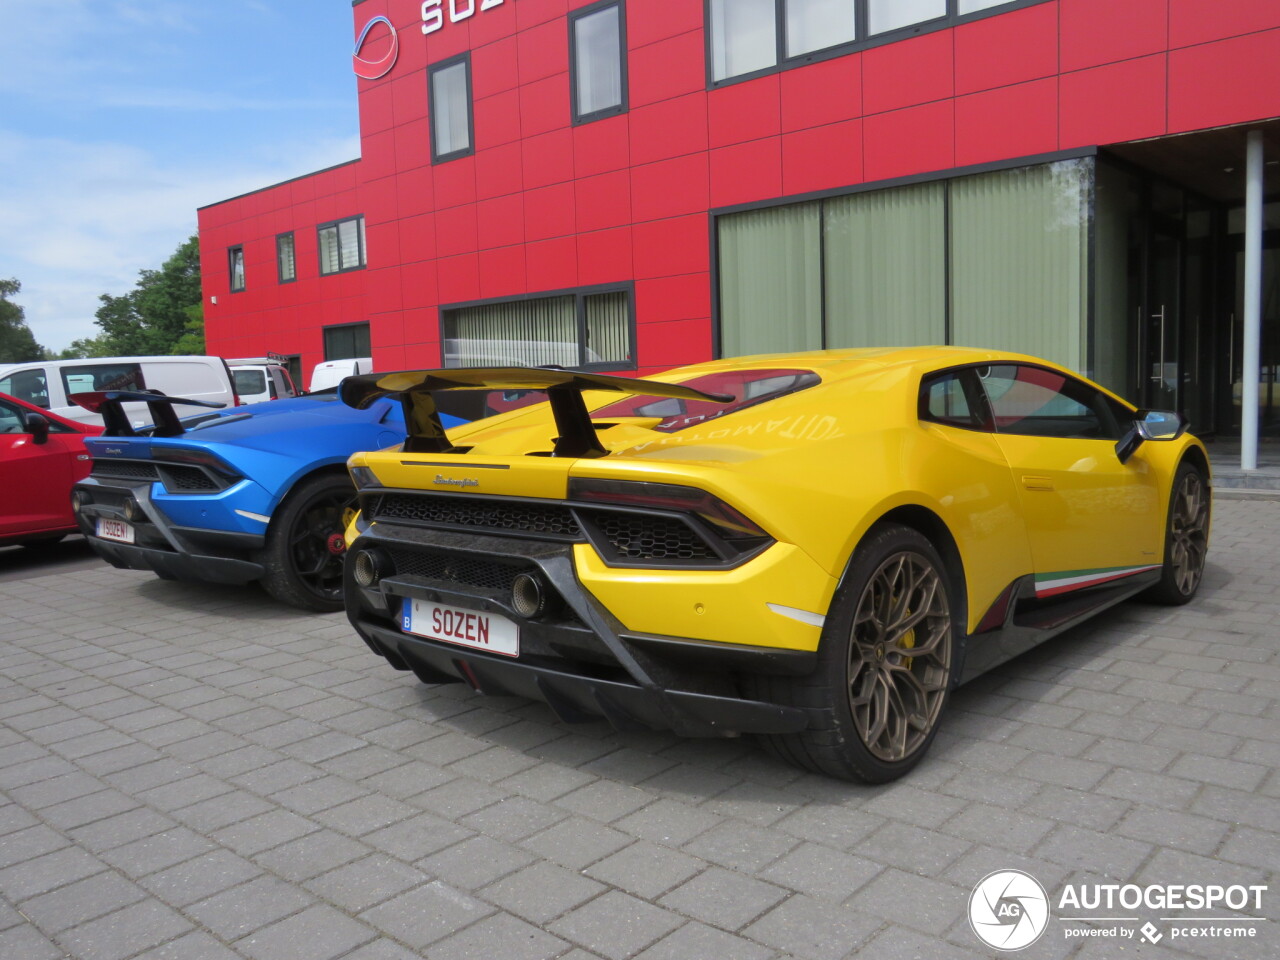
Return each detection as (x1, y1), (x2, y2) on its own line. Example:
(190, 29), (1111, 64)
(1034, 565), (1161, 598)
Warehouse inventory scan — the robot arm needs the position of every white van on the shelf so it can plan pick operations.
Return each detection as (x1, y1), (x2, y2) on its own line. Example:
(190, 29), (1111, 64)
(227, 358), (300, 405)
(309, 357), (373, 392)
(0, 356), (238, 427)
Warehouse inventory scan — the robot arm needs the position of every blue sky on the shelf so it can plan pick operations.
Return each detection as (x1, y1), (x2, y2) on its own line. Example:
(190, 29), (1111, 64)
(0, 1), (364, 352)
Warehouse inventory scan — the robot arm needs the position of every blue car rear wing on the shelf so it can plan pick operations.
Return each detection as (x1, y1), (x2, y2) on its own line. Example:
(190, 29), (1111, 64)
(69, 391), (226, 438)
(339, 367), (732, 458)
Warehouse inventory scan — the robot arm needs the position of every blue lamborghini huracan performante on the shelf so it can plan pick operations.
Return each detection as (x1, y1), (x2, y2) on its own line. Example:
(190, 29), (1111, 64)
(70, 390), (465, 611)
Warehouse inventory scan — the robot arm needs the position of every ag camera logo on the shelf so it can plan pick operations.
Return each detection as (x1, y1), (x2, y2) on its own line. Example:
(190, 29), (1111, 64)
(969, 870), (1050, 951)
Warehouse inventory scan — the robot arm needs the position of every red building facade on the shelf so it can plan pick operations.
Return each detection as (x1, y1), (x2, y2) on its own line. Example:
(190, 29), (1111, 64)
(200, 0), (1280, 438)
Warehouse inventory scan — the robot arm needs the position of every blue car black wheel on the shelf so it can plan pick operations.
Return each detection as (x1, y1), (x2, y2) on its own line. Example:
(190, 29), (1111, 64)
(261, 472), (356, 612)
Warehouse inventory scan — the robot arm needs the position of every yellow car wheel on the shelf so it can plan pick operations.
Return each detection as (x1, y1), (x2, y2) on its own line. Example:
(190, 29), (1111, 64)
(749, 524), (959, 783)
(1143, 461), (1211, 606)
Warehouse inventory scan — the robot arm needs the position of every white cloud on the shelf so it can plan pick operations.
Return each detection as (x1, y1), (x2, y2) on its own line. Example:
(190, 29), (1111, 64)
(0, 129), (359, 351)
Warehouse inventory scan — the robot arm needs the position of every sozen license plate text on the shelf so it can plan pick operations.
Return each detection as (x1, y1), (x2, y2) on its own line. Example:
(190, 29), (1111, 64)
(401, 598), (519, 657)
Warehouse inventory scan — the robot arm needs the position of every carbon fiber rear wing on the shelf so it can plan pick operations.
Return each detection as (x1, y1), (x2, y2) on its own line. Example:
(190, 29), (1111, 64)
(69, 391), (227, 438)
(339, 367), (733, 457)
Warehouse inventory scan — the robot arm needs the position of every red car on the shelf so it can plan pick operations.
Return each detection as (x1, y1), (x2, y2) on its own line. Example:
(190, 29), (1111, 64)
(0, 392), (102, 548)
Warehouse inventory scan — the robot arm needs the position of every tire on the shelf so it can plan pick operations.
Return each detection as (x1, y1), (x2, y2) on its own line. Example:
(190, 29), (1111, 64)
(1143, 462), (1210, 606)
(747, 524), (960, 783)
(260, 472), (356, 612)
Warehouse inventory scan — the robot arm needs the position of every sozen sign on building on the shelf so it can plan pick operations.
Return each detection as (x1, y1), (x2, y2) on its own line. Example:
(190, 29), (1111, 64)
(422, 0), (506, 34)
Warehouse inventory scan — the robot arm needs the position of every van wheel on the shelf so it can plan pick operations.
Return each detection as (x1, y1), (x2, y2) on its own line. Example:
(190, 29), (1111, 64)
(747, 524), (959, 783)
(260, 473), (355, 612)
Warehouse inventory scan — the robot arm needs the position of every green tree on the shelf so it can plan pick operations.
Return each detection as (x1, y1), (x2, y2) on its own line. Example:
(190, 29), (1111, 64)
(91, 235), (204, 356)
(0, 279), (47, 363)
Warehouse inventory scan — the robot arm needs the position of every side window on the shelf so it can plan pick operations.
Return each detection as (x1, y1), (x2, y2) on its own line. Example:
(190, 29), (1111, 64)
(0, 397), (25, 433)
(62, 363), (145, 397)
(0, 368), (49, 408)
(919, 369), (986, 430)
(978, 364), (1122, 440)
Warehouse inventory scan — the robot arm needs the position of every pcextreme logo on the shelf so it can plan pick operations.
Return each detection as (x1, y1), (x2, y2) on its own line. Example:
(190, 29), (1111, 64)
(353, 15), (398, 80)
(969, 871), (1270, 950)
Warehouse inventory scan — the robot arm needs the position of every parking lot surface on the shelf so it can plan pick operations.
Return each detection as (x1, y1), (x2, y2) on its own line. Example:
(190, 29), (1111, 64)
(1, 499), (1277, 960)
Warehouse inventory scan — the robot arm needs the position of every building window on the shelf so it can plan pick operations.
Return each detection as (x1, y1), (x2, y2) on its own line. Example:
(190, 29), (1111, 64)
(429, 53), (473, 162)
(868, 0), (944, 36)
(277, 232), (296, 283)
(441, 285), (634, 370)
(716, 158), (1091, 374)
(318, 216), (366, 276)
(228, 246), (245, 293)
(570, 1), (627, 123)
(323, 322), (371, 361)
(708, 0), (1040, 84)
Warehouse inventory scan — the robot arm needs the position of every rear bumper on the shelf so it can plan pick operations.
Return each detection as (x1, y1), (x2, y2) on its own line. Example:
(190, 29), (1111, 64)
(83, 535), (263, 584)
(73, 478), (265, 584)
(345, 525), (812, 738)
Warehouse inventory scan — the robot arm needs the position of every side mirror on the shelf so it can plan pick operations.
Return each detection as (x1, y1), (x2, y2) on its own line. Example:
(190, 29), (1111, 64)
(23, 412), (50, 445)
(1115, 409), (1186, 464)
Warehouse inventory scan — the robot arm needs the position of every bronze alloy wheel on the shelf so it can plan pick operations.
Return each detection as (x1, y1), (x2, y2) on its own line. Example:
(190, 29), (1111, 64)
(1168, 468), (1210, 597)
(847, 550), (953, 762)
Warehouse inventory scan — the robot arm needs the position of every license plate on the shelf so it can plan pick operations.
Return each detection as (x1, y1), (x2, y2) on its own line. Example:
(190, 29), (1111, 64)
(401, 598), (519, 658)
(96, 518), (135, 544)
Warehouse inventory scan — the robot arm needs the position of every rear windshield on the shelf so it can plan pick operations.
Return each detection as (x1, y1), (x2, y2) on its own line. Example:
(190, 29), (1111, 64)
(592, 369), (820, 433)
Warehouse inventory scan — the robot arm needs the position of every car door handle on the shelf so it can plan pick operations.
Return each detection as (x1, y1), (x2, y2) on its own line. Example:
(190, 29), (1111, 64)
(1022, 475), (1055, 491)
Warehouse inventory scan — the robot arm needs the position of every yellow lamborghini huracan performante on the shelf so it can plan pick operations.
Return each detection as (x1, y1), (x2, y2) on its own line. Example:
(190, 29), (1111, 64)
(338, 348), (1210, 783)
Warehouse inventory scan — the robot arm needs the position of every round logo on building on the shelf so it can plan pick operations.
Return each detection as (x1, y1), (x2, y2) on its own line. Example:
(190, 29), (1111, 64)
(969, 869), (1051, 951)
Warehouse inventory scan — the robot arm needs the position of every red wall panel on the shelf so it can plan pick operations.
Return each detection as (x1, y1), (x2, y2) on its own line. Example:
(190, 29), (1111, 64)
(955, 78), (1059, 167)
(709, 137), (782, 208)
(781, 120), (863, 196)
(576, 169), (633, 232)
(954, 2), (1058, 95)
(1059, 0), (1168, 73)
(629, 30), (705, 108)
(862, 30), (954, 116)
(1169, 0), (1279, 47)
(780, 55), (861, 133)
(1060, 54), (1167, 148)
(863, 100), (955, 182)
(708, 75), (781, 148)
(1168, 29), (1280, 133)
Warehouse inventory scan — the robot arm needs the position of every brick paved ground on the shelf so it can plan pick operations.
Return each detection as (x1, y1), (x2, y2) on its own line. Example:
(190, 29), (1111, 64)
(0, 498), (1276, 960)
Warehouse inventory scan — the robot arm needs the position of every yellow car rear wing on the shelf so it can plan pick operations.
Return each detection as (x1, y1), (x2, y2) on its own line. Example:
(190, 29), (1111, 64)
(339, 367), (733, 457)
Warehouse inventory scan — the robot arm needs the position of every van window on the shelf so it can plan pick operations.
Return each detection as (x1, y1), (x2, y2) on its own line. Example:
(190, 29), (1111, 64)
(61, 363), (145, 397)
(0, 368), (50, 407)
(233, 369), (268, 396)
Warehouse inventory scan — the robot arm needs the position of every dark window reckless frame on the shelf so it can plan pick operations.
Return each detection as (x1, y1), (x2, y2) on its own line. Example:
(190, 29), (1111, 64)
(228, 245), (245, 293)
(322, 320), (371, 361)
(569, 0), (629, 126)
(276, 231), (297, 284)
(316, 215), (366, 276)
(703, 0), (1052, 89)
(437, 281), (638, 372)
(427, 51), (475, 164)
